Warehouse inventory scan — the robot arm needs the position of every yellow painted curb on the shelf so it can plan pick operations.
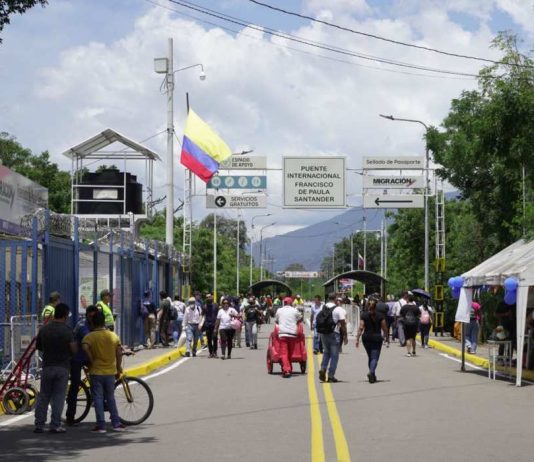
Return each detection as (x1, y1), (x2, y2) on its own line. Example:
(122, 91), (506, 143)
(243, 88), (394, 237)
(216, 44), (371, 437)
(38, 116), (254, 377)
(428, 337), (534, 382)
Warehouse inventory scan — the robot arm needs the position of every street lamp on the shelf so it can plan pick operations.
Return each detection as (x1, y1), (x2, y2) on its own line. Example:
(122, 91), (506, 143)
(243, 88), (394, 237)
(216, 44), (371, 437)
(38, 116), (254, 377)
(154, 37), (205, 248)
(379, 113), (430, 291)
(250, 213), (272, 288)
(259, 222), (276, 281)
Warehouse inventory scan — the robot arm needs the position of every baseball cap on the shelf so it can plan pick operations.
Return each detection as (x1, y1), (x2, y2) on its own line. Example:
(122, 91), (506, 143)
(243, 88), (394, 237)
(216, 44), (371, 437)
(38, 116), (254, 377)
(283, 296), (293, 305)
(188, 297), (196, 304)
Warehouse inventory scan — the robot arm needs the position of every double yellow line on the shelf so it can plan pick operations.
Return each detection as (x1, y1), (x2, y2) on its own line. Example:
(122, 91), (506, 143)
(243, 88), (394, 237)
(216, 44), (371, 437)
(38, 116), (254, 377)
(306, 339), (351, 462)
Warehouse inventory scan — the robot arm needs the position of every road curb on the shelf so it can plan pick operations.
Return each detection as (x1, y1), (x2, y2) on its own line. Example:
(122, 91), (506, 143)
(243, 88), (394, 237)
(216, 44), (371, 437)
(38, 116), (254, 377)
(0, 346), (188, 416)
(428, 337), (534, 382)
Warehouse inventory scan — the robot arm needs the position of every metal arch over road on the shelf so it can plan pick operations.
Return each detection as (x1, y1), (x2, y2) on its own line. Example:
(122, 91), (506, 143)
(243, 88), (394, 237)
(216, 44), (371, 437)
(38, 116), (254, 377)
(323, 270), (387, 297)
(247, 279), (293, 297)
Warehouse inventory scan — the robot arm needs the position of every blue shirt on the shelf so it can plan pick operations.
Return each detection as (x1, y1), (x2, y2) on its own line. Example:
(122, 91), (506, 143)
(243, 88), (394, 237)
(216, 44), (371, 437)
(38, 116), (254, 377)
(72, 319), (91, 364)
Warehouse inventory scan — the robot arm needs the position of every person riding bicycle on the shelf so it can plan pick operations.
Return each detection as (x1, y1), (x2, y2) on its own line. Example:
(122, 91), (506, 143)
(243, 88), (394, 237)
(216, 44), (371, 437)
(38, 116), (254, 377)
(82, 310), (125, 433)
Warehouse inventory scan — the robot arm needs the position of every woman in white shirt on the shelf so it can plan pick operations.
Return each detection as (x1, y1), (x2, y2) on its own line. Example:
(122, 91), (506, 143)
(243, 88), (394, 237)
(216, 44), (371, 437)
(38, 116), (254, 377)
(214, 298), (239, 360)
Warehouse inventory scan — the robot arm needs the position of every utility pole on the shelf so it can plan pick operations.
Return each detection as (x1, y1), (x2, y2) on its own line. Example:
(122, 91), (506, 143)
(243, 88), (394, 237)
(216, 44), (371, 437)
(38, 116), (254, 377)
(165, 38), (174, 247)
(236, 212), (240, 295)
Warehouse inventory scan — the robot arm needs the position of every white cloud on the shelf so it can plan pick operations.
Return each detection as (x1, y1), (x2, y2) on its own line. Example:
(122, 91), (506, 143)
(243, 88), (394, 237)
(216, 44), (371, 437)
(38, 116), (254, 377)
(0, 0), (529, 239)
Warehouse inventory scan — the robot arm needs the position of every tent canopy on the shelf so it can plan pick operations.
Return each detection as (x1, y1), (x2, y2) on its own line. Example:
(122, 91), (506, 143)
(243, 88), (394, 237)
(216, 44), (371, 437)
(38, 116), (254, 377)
(247, 280), (292, 297)
(458, 238), (534, 386)
(462, 239), (534, 288)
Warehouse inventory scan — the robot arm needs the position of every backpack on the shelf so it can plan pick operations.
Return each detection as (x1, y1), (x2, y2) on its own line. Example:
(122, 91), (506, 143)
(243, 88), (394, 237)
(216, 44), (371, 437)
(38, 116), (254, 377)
(404, 307), (418, 326)
(315, 305), (336, 334)
(420, 309), (431, 325)
(170, 305), (178, 321)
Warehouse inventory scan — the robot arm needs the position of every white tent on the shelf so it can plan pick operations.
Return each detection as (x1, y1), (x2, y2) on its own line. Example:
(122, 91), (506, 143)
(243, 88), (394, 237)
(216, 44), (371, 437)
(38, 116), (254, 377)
(455, 239), (534, 386)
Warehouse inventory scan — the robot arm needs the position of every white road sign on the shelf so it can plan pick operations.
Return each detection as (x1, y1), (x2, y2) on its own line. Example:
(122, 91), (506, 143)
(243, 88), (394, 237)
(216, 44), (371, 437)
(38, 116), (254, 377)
(363, 194), (424, 209)
(363, 175), (424, 189)
(362, 156), (425, 170)
(283, 157), (346, 208)
(219, 155), (267, 170)
(206, 194), (267, 209)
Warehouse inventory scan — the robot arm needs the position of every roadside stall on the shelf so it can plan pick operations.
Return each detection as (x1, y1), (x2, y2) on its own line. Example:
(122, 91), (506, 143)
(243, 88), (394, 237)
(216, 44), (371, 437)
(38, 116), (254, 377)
(454, 239), (534, 386)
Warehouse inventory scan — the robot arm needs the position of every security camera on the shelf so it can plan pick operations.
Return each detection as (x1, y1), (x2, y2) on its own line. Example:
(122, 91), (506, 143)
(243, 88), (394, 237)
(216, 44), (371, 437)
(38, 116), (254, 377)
(199, 71), (206, 81)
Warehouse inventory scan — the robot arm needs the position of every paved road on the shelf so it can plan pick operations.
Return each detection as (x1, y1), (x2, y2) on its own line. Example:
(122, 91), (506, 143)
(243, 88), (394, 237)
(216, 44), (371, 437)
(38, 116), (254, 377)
(1, 327), (533, 462)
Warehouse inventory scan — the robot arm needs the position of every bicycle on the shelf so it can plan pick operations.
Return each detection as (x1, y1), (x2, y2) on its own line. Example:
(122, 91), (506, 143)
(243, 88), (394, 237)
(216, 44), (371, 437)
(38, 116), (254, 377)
(65, 351), (154, 426)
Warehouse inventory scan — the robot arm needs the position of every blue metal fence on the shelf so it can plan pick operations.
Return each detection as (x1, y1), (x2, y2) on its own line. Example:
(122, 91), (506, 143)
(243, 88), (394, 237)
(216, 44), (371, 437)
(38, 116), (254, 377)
(0, 211), (181, 361)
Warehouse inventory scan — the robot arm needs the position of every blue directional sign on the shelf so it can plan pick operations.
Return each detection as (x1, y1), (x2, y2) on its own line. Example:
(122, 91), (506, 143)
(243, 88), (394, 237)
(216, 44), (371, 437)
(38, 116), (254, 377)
(207, 175), (267, 190)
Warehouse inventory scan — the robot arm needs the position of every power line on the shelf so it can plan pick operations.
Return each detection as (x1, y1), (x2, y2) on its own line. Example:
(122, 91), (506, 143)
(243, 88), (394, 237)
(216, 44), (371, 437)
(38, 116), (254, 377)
(145, 0), (474, 81)
(165, 0), (478, 77)
(248, 0), (534, 70)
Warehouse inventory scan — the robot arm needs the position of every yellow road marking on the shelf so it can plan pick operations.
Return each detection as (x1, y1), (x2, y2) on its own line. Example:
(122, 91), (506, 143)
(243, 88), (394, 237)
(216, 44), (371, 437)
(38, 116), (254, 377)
(306, 338), (325, 462)
(316, 354), (351, 462)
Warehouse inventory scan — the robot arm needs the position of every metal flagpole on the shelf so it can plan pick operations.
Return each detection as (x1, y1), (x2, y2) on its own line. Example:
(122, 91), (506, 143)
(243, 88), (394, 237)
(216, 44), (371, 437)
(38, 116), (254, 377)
(236, 211), (240, 295)
(213, 212), (217, 300)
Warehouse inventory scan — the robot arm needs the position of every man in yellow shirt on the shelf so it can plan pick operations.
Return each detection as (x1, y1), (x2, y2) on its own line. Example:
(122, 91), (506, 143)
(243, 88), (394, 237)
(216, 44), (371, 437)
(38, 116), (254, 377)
(41, 291), (61, 322)
(96, 289), (115, 331)
(82, 311), (124, 433)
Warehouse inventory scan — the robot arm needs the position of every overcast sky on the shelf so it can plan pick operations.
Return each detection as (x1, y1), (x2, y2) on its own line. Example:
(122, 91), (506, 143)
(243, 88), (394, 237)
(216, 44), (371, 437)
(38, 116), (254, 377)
(1, 0), (533, 241)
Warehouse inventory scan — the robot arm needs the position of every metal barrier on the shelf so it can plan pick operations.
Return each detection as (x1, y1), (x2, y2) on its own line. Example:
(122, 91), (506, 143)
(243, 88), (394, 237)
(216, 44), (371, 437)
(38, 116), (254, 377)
(1, 315), (40, 379)
(342, 303), (360, 335)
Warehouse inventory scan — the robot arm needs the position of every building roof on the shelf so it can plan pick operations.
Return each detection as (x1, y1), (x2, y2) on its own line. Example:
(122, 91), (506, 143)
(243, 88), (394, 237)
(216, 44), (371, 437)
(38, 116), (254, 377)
(62, 129), (161, 161)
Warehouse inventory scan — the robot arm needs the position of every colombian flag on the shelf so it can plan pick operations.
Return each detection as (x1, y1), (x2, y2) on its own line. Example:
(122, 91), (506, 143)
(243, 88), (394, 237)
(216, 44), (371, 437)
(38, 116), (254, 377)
(180, 109), (231, 182)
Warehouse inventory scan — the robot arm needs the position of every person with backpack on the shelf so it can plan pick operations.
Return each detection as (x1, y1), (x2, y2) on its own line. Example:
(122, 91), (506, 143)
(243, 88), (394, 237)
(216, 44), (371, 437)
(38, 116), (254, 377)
(356, 298), (389, 383)
(158, 291), (172, 347)
(243, 297), (262, 350)
(418, 300), (434, 349)
(400, 294), (420, 357)
(171, 295), (185, 346)
(140, 291), (157, 349)
(310, 295), (324, 354)
(317, 293), (348, 383)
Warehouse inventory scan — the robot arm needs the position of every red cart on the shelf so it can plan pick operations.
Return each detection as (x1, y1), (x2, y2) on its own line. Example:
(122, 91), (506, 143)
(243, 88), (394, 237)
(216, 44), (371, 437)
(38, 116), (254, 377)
(266, 323), (307, 374)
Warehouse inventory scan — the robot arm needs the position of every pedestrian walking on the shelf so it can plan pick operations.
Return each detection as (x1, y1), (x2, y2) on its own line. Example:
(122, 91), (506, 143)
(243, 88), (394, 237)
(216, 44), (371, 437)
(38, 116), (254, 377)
(243, 297), (262, 350)
(171, 295), (186, 345)
(393, 291), (410, 346)
(158, 291), (172, 347)
(82, 310), (125, 433)
(34, 303), (76, 434)
(203, 294), (219, 357)
(184, 297), (203, 357)
(310, 295), (324, 354)
(419, 300), (434, 349)
(316, 293), (348, 383)
(356, 299), (389, 383)
(274, 296), (303, 378)
(215, 298), (238, 360)
(140, 291), (157, 349)
(400, 294), (420, 357)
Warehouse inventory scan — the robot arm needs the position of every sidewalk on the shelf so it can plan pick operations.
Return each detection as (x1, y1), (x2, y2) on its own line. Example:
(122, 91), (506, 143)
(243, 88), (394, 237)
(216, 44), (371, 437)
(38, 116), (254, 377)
(427, 334), (534, 382)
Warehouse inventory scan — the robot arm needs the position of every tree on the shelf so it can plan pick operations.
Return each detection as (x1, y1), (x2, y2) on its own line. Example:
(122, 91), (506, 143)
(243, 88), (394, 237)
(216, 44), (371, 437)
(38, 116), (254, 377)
(427, 32), (534, 253)
(0, 0), (48, 43)
(0, 132), (71, 213)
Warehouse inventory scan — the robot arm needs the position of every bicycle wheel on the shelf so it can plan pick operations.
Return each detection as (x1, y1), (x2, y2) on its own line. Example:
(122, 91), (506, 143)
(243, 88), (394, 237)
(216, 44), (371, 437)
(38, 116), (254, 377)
(64, 381), (91, 424)
(115, 376), (154, 425)
(2, 387), (29, 415)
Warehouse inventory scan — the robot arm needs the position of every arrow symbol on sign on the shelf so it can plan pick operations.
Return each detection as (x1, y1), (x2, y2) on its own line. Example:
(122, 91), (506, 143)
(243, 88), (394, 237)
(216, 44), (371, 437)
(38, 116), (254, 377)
(215, 196), (226, 207)
(374, 197), (413, 206)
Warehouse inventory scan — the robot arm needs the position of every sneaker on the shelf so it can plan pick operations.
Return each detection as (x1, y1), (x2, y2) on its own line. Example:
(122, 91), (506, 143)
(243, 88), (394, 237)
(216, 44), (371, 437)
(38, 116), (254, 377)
(91, 427), (107, 434)
(112, 424), (127, 432)
(369, 373), (377, 384)
(282, 373), (291, 378)
(49, 426), (67, 434)
(185, 352), (190, 357)
(201, 344), (208, 350)
(412, 351), (416, 356)
(227, 354), (231, 359)
(254, 344), (258, 350)
(405, 353), (412, 357)
(327, 376), (339, 383)
(192, 351), (196, 357)
(319, 369), (326, 382)
(221, 356), (225, 360)
(33, 427), (44, 434)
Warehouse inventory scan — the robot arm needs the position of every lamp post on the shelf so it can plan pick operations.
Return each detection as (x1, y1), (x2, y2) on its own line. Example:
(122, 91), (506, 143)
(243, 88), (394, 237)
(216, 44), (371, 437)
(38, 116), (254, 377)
(379, 114), (430, 291)
(154, 38), (205, 248)
(250, 213), (271, 288)
(259, 222), (275, 281)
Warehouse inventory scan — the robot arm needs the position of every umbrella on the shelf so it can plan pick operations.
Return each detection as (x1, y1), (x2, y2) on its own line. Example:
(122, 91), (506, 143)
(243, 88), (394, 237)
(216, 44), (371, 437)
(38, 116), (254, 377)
(411, 288), (431, 299)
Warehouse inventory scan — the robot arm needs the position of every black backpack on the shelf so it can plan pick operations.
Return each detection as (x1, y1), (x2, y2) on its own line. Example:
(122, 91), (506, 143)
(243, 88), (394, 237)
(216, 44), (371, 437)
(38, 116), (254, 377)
(316, 305), (336, 334)
(404, 306), (418, 326)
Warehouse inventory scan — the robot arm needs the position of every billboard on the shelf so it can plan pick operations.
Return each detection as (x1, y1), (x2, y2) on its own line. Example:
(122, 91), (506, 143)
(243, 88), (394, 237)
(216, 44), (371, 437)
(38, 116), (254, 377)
(0, 166), (48, 234)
